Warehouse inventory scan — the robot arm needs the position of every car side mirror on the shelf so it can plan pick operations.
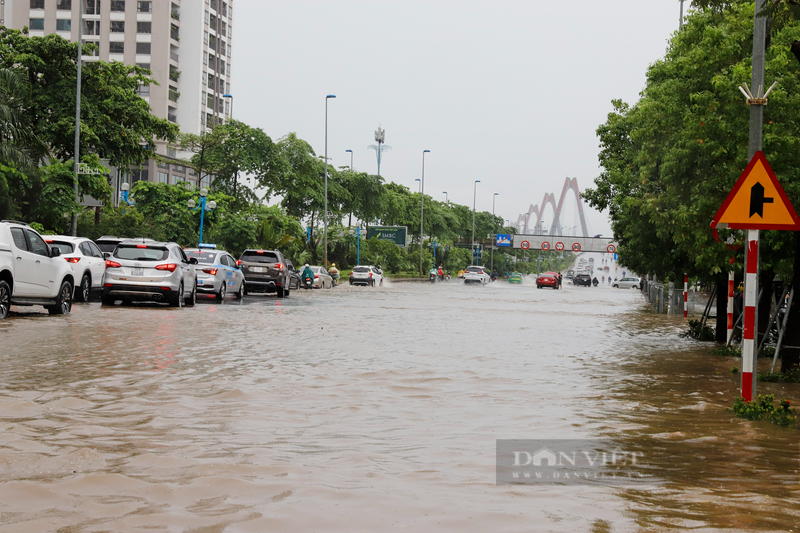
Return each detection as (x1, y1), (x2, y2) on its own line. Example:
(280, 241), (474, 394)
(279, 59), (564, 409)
(103, 252), (112, 260)
(50, 247), (61, 258)
(189, 257), (198, 265)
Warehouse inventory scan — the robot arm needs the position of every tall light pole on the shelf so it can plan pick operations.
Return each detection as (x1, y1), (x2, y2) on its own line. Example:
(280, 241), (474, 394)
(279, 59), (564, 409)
(491, 192), (498, 271)
(324, 94), (336, 267)
(442, 191), (448, 204)
(419, 149), (430, 276)
(345, 149), (353, 171)
(223, 93), (233, 120)
(415, 178), (421, 192)
(472, 180), (480, 265)
(70, 3), (84, 236)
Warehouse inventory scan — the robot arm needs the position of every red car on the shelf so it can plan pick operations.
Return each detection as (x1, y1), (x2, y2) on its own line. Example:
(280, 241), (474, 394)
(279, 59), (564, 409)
(537, 271), (560, 289)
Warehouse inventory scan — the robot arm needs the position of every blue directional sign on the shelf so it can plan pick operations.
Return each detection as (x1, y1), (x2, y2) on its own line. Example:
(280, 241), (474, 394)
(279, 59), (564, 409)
(496, 234), (512, 247)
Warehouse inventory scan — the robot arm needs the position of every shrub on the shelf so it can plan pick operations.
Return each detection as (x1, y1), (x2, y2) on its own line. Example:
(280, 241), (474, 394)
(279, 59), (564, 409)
(732, 394), (797, 427)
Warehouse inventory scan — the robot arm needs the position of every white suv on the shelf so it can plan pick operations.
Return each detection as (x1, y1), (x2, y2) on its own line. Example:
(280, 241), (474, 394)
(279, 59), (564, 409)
(463, 265), (491, 285)
(0, 221), (76, 319)
(43, 235), (106, 302)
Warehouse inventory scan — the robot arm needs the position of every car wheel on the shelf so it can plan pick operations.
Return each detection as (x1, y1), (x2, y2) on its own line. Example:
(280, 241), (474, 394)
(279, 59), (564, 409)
(170, 283), (184, 308)
(277, 286), (286, 298)
(243, 282), (249, 296)
(380, 278), (383, 286)
(216, 283), (226, 300)
(613, 284), (618, 289)
(47, 280), (73, 315)
(0, 279), (10, 320)
(77, 274), (91, 303)
(185, 282), (197, 306)
(234, 282), (245, 299)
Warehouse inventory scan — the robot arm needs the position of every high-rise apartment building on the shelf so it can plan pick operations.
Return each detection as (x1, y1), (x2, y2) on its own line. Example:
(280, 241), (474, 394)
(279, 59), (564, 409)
(2, 0), (233, 189)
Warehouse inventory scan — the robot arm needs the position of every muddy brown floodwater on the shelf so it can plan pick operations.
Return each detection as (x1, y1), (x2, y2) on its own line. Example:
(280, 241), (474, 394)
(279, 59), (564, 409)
(1, 271), (800, 532)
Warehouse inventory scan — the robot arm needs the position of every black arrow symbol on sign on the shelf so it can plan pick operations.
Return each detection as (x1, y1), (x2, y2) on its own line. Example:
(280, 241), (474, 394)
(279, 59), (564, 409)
(750, 182), (773, 218)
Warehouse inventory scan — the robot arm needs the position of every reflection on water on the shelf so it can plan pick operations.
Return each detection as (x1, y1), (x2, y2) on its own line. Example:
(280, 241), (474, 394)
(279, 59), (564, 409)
(1, 277), (799, 531)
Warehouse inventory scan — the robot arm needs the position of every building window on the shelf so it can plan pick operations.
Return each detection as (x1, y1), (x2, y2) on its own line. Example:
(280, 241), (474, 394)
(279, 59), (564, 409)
(202, 72), (207, 85)
(136, 62), (150, 70)
(227, 43), (231, 57)
(203, 52), (208, 65)
(226, 64), (231, 76)
(57, 0), (72, 10)
(29, 18), (45, 30)
(210, 0), (218, 11)
(109, 42), (124, 54)
(30, 0), (45, 8)
(110, 21), (125, 32)
(81, 40), (99, 56)
(158, 172), (169, 184)
(220, 22), (226, 37)
(208, 54), (215, 71)
(207, 94), (214, 109)
(110, 0), (126, 12)
(220, 59), (225, 74)
(137, 1), (151, 12)
(221, 1), (227, 17)
(56, 19), (72, 31)
(85, 0), (101, 15)
(210, 13), (217, 28)
(137, 22), (151, 34)
(137, 84), (150, 97)
(204, 11), (209, 24)
(209, 34), (216, 49)
(84, 20), (100, 35)
(136, 42), (151, 54)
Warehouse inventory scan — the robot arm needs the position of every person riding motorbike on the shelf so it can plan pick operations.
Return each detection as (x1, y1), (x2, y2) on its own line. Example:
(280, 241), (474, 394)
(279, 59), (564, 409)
(491, 270), (498, 282)
(329, 263), (340, 286)
(437, 263), (444, 281)
(301, 263), (315, 289)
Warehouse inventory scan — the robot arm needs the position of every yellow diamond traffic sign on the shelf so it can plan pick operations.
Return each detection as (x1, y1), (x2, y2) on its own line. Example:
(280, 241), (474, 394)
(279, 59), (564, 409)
(711, 151), (800, 230)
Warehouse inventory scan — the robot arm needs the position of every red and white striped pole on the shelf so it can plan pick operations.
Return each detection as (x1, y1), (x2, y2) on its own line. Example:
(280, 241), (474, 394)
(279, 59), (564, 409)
(727, 258), (735, 344)
(742, 229), (759, 402)
(683, 274), (688, 318)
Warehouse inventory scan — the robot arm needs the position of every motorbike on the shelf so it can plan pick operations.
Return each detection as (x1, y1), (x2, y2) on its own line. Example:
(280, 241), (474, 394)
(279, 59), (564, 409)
(330, 272), (340, 287)
(303, 276), (314, 289)
(429, 271), (437, 283)
(592, 277), (599, 287)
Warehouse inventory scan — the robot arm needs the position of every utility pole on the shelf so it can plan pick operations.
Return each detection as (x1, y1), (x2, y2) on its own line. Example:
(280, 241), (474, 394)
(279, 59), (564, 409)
(70, 5), (84, 236)
(741, 0), (768, 401)
(679, 0), (684, 29)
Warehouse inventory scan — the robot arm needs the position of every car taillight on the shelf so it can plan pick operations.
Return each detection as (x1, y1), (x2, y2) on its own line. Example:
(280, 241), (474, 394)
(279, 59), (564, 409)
(155, 263), (178, 272)
(202, 268), (218, 275)
(64, 257), (80, 263)
(275, 263), (284, 270)
(314, 274), (319, 278)
(136, 244), (147, 249)
(236, 260), (242, 266)
(105, 260), (121, 268)
(350, 272), (354, 277)
(369, 272), (373, 278)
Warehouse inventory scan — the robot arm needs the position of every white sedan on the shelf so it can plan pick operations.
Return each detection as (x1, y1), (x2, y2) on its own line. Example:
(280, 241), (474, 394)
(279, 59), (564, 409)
(613, 277), (642, 289)
(463, 266), (491, 285)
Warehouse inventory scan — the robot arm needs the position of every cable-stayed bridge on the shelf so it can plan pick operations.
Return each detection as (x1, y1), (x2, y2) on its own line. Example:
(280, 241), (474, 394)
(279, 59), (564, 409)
(514, 178), (589, 237)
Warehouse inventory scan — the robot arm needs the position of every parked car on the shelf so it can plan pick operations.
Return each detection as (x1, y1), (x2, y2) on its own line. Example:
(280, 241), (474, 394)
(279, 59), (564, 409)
(349, 265), (383, 287)
(237, 249), (291, 297)
(537, 271), (559, 289)
(95, 236), (125, 255)
(43, 235), (106, 302)
(310, 266), (334, 289)
(102, 240), (198, 307)
(0, 220), (75, 319)
(185, 247), (245, 300)
(286, 260), (301, 290)
(508, 272), (524, 284)
(463, 265), (491, 285)
(613, 277), (642, 290)
(573, 273), (592, 286)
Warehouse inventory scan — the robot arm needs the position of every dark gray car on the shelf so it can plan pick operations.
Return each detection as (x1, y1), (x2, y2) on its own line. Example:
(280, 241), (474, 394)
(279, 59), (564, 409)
(238, 249), (291, 298)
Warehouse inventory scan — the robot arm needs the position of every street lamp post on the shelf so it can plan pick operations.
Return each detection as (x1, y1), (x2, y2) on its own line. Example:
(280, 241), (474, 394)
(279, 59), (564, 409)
(187, 188), (217, 245)
(324, 94), (336, 267)
(415, 178), (421, 192)
(222, 93), (233, 121)
(120, 182), (135, 206)
(345, 149), (353, 171)
(70, 3), (84, 236)
(491, 192), (498, 271)
(472, 180), (480, 265)
(419, 149), (430, 277)
(442, 191), (448, 204)
(349, 226), (361, 266)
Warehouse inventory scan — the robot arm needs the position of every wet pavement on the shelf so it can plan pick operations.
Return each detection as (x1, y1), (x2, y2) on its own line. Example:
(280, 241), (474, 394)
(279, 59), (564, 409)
(1, 261), (800, 532)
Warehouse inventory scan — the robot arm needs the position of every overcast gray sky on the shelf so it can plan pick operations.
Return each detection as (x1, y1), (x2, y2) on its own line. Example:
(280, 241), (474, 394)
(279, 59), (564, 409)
(232, 1), (685, 237)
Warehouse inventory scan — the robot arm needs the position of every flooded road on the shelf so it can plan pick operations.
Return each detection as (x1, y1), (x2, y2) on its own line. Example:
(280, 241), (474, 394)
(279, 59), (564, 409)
(1, 272), (800, 531)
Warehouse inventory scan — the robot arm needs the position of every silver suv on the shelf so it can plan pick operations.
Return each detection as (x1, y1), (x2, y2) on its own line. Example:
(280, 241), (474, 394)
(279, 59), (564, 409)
(0, 220), (75, 319)
(102, 240), (198, 307)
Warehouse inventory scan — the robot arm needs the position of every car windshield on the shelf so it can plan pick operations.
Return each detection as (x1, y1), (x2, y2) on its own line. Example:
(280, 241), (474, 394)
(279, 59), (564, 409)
(311, 266), (324, 274)
(115, 245), (169, 261)
(186, 251), (217, 264)
(47, 241), (74, 254)
(466, 267), (484, 273)
(241, 251), (279, 263)
(353, 266), (370, 273)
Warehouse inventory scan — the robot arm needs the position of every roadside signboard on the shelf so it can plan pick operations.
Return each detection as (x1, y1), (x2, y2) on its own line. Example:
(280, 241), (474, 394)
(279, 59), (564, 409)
(520, 240), (530, 250)
(496, 234), (512, 247)
(366, 226), (408, 247)
(555, 242), (565, 251)
(511, 234), (618, 253)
